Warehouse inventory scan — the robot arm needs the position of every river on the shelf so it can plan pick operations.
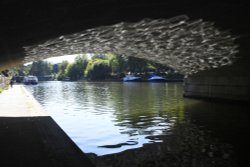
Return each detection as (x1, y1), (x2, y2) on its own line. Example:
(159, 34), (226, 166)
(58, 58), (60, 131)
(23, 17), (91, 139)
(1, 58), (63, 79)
(24, 81), (250, 167)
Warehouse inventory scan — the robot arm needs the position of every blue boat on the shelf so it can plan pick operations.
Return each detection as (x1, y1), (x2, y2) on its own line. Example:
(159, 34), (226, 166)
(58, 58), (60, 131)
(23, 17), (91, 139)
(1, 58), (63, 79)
(123, 75), (141, 82)
(147, 74), (166, 82)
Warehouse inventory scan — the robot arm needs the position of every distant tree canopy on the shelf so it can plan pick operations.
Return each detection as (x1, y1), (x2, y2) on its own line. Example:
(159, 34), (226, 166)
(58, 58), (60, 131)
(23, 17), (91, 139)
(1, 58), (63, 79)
(29, 60), (52, 76)
(8, 64), (31, 76)
(66, 55), (88, 81)
(57, 60), (69, 80)
(9, 53), (182, 81)
(85, 59), (111, 80)
(126, 57), (148, 72)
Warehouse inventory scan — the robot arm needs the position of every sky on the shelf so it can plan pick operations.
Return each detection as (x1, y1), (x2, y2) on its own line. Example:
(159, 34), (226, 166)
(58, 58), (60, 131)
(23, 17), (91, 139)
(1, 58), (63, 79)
(24, 54), (83, 65)
(44, 54), (78, 64)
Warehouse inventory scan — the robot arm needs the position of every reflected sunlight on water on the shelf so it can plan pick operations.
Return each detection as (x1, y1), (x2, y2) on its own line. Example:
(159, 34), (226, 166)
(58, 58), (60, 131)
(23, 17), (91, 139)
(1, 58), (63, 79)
(25, 81), (250, 167)
(25, 81), (184, 155)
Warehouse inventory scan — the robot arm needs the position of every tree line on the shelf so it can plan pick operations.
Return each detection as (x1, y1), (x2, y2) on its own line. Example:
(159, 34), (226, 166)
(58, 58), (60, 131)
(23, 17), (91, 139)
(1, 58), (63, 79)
(9, 54), (183, 81)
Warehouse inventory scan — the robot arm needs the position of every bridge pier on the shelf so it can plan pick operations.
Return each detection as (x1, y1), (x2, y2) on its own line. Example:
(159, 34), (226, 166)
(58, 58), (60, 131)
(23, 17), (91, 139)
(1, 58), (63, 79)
(184, 76), (250, 102)
(184, 35), (250, 103)
(184, 40), (250, 103)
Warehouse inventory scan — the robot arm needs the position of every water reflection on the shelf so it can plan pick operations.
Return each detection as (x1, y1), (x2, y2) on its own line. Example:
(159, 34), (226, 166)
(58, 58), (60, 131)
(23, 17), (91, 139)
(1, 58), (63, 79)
(109, 82), (185, 139)
(25, 81), (185, 155)
(24, 81), (250, 166)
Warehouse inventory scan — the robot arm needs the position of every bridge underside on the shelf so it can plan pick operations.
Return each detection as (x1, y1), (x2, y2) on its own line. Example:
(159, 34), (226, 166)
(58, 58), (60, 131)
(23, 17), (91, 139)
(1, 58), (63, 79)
(1, 0), (250, 101)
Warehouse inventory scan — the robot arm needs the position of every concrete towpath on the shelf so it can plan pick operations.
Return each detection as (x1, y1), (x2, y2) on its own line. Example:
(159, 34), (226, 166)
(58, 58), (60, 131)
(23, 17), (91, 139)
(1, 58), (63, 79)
(0, 85), (94, 167)
(0, 84), (48, 117)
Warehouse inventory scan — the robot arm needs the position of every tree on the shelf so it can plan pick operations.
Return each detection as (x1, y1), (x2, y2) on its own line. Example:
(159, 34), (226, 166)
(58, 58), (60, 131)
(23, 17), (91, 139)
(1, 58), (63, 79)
(126, 56), (147, 73)
(65, 54), (88, 81)
(57, 60), (69, 80)
(8, 64), (31, 76)
(29, 60), (52, 76)
(105, 53), (120, 74)
(85, 59), (111, 80)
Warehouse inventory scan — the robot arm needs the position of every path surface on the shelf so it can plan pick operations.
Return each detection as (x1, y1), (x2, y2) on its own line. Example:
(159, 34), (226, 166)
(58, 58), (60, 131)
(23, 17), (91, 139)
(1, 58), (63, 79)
(0, 85), (94, 167)
(0, 85), (48, 117)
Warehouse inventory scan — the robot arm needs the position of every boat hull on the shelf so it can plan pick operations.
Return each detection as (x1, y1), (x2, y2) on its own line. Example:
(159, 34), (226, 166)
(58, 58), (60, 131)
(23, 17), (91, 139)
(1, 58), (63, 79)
(24, 81), (38, 85)
(123, 75), (141, 82)
(147, 79), (167, 82)
(23, 76), (39, 85)
(123, 79), (141, 82)
(147, 75), (167, 82)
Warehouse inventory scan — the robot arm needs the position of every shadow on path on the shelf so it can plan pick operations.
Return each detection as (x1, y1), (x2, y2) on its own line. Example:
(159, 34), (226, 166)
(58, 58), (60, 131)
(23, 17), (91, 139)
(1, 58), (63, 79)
(0, 116), (94, 167)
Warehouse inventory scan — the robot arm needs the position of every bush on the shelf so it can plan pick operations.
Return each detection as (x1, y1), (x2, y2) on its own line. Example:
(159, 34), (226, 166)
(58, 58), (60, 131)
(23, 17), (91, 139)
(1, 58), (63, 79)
(85, 59), (111, 80)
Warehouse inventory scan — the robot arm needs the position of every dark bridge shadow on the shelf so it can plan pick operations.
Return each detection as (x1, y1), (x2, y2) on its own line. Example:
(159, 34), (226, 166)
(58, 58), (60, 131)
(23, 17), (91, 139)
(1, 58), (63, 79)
(0, 116), (94, 167)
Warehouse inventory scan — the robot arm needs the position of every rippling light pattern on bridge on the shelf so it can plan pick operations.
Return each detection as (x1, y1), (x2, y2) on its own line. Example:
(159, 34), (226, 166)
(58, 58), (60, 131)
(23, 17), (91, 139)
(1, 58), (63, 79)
(24, 15), (238, 75)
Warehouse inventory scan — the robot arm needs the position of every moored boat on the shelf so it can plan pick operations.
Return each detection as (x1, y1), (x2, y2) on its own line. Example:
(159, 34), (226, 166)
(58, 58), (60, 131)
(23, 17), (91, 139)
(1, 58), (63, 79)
(147, 74), (166, 82)
(123, 75), (141, 82)
(23, 75), (38, 85)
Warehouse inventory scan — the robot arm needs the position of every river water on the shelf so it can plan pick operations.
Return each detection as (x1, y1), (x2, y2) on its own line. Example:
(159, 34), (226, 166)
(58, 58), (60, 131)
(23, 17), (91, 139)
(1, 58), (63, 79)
(25, 81), (250, 167)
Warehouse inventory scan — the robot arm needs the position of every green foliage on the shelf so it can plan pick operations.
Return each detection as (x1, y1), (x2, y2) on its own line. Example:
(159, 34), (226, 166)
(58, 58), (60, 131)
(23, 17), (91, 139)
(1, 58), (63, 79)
(57, 60), (69, 80)
(84, 59), (95, 76)
(85, 59), (111, 80)
(146, 63), (156, 71)
(29, 60), (52, 76)
(126, 57), (148, 72)
(149, 61), (172, 72)
(8, 64), (31, 76)
(65, 55), (88, 81)
(105, 53), (119, 73)
(7, 53), (182, 82)
(65, 64), (77, 80)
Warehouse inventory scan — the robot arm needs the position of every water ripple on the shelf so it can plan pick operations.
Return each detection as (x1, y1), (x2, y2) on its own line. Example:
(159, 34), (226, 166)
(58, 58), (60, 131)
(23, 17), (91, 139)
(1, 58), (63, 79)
(25, 81), (185, 155)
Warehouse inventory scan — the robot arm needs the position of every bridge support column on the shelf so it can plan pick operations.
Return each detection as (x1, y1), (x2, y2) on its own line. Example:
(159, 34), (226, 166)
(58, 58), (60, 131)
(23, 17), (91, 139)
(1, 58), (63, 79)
(184, 76), (250, 102)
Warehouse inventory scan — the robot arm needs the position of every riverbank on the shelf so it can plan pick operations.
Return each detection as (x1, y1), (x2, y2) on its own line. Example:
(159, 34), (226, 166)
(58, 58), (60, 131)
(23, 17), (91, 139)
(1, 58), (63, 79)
(0, 85), (94, 167)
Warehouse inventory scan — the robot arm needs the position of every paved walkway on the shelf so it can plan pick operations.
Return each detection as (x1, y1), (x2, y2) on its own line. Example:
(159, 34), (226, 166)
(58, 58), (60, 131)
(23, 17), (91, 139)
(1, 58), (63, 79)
(0, 85), (48, 117)
(0, 85), (94, 167)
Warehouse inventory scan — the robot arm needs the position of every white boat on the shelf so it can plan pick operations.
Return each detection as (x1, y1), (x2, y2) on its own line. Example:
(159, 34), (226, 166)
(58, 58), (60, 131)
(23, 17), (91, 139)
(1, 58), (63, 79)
(23, 75), (38, 85)
(123, 75), (141, 82)
(147, 74), (166, 82)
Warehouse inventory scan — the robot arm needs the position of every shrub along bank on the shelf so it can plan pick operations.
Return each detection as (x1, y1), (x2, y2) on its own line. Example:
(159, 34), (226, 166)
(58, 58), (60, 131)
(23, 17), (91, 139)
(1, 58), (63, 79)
(0, 75), (10, 93)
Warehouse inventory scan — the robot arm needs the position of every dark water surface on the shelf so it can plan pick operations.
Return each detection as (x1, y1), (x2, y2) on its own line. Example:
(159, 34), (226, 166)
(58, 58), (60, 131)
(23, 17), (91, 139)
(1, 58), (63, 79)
(25, 81), (250, 167)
